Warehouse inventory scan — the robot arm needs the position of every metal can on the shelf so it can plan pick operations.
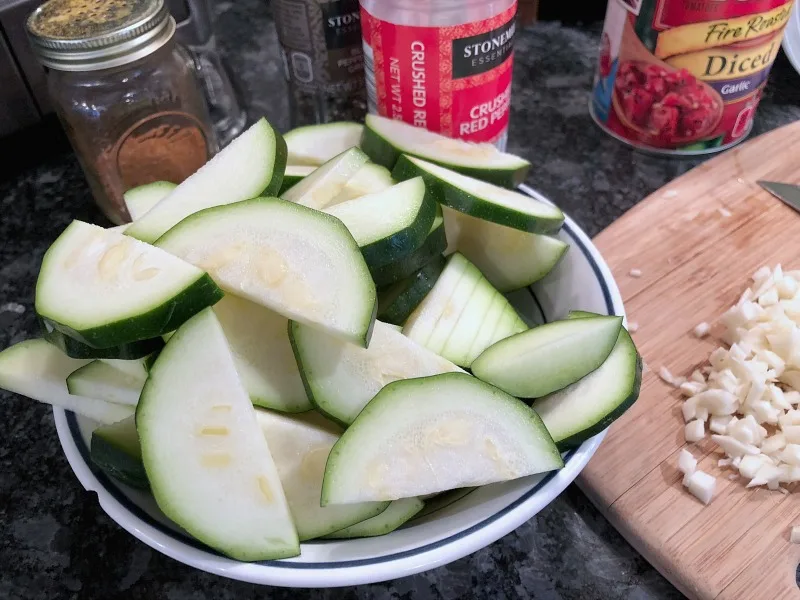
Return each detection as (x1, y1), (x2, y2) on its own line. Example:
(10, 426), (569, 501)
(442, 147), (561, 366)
(591, 0), (795, 155)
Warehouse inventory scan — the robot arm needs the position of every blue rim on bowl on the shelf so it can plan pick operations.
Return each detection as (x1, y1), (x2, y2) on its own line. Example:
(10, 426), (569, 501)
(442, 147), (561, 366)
(53, 184), (625, 588)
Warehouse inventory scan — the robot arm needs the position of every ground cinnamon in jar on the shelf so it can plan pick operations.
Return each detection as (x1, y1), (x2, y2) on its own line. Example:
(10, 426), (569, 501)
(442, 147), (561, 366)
(27, 0), (216, 224)
(110, 111), (210, 194)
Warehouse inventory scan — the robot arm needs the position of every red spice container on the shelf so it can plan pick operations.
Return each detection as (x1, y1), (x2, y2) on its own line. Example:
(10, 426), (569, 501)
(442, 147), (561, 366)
(359, 0), (517, 150)
(591, 0), (795, 155)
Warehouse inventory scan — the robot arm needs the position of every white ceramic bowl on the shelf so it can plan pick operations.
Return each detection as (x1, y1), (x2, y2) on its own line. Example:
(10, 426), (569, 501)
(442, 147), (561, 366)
(54, 184), (625, 588)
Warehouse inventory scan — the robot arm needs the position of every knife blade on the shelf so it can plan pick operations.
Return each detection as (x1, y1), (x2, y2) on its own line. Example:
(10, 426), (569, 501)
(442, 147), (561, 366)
(758, 180), (800, 214)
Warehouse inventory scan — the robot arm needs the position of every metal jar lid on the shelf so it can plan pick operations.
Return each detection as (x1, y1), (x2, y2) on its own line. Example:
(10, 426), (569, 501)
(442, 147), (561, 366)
(26, 0), (176, 71)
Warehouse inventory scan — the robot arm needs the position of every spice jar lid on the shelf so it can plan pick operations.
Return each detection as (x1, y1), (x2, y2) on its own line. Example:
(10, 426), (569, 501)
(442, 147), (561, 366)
(27, 0), (176, 71)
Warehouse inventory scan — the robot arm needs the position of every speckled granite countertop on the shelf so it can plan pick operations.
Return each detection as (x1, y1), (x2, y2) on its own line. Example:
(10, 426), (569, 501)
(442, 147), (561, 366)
(2, 2), (800, 599)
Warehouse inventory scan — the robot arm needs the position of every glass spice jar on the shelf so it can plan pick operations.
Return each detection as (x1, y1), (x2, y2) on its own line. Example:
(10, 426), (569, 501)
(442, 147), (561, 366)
(273, 0), (367, 127)
(27, 0), (217, 225)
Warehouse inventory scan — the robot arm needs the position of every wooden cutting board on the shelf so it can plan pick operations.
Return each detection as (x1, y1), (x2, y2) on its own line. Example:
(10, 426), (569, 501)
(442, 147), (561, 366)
(576, 120), (800, 600)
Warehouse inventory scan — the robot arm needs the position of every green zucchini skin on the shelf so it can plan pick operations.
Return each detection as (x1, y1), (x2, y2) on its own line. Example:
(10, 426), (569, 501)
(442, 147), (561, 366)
(370, 218), (447, 287)
(37, 274), (224, 351)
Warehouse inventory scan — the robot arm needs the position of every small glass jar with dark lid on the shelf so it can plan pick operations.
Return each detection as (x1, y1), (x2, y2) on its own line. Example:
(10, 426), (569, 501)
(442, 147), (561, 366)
(27, 0), (217, 224)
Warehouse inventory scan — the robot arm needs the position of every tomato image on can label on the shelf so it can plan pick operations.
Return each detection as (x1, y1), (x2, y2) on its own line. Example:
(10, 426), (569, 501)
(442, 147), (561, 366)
(591, 0), (795, 154)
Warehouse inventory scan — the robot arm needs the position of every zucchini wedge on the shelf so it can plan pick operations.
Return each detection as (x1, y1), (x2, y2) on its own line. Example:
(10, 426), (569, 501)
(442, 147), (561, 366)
(255, 409), (389, 541)
(67, 360), (146, 406)
(285, 121), (364, 166)
(0, 339), (134, 424)
(90, 416), (149, 489)
(137, 308), (299, 561)
(278, 165), (316, 195)
(213, 294), (310, 412)
(532, 312), (642, 450)
(290, 320), (463, 426)
(324, 177), (436, 271)
(324, 497), (424, 539)
(36, 221), (223, 350)
(126, 118), (287, 243)
(471, 315), (623, 398)
(370, 208), (447, 287)
(156, 197), (377, 347)
(442, 206), (568, 292)
(361, 114), (530, 187)
(377, 255), (446, 325)
(41, 325), (163, 360)
(280, 147), (369, 209)
(412, 488), (475, 520)
(403, 253), (526, 367)
(99, 353), (158, 379)
(328, 163), (394, 205)
(321, 372), (563, 504)
(123, 181), (176, 221)
(393, 155), (564, 234)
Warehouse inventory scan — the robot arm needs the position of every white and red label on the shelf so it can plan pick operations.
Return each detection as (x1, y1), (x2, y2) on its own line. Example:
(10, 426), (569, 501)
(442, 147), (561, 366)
(361, 3), (517, 146)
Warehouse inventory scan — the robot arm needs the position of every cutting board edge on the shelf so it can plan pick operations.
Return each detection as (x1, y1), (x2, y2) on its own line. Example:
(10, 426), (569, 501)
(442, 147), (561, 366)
(576, 477), (703, 600)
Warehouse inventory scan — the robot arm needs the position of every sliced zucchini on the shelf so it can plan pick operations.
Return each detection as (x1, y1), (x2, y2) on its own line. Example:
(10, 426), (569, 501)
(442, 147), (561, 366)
(328, 163), (394, 205)
(156, 198), (377, 347)
(472, 315), (623, 398)
(385, 323), (403, 332)
(324, 497), (424, 539)
(289, 320), (463, 426)
(321, 372), (563, 504)
(100, 353), (158, 380)
(412, 488), (475, 520)
(36, 221), (223, 350)
(41, 325), (164, 360)
(123, 181), (176, 221)
(323, 177), (435, 270)
(0, 339), (134, 424)
(278, 165), (316, 195)
(280, 147), (369, 209)
(285, 121), (364, 166)
(533, 313), (642, 450)
(425, 258), (482, 354)
(213, 294), (310, 412)
(254, 409), (389, 541)
(125, 118), (287, 243)
(442, 206), (568, 292)
(402, 252), (468, 348)
(377, 255), (446, 325)
(90, 416), (148, 489)
(464, 290), (508, 363)
(491, 303), (527, 348)
(361, 114), (530, 187)
(371, 208), (447, 287)
(403, 253), (526, 367)
(137, 308), (299, 561)
(394, 155), (563, 234)
(66, 360), (146, 406)
(438, 270), (501, 365)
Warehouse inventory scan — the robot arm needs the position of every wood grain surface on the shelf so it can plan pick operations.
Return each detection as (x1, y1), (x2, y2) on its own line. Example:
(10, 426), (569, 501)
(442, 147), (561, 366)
(576, 120), (800, 600)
